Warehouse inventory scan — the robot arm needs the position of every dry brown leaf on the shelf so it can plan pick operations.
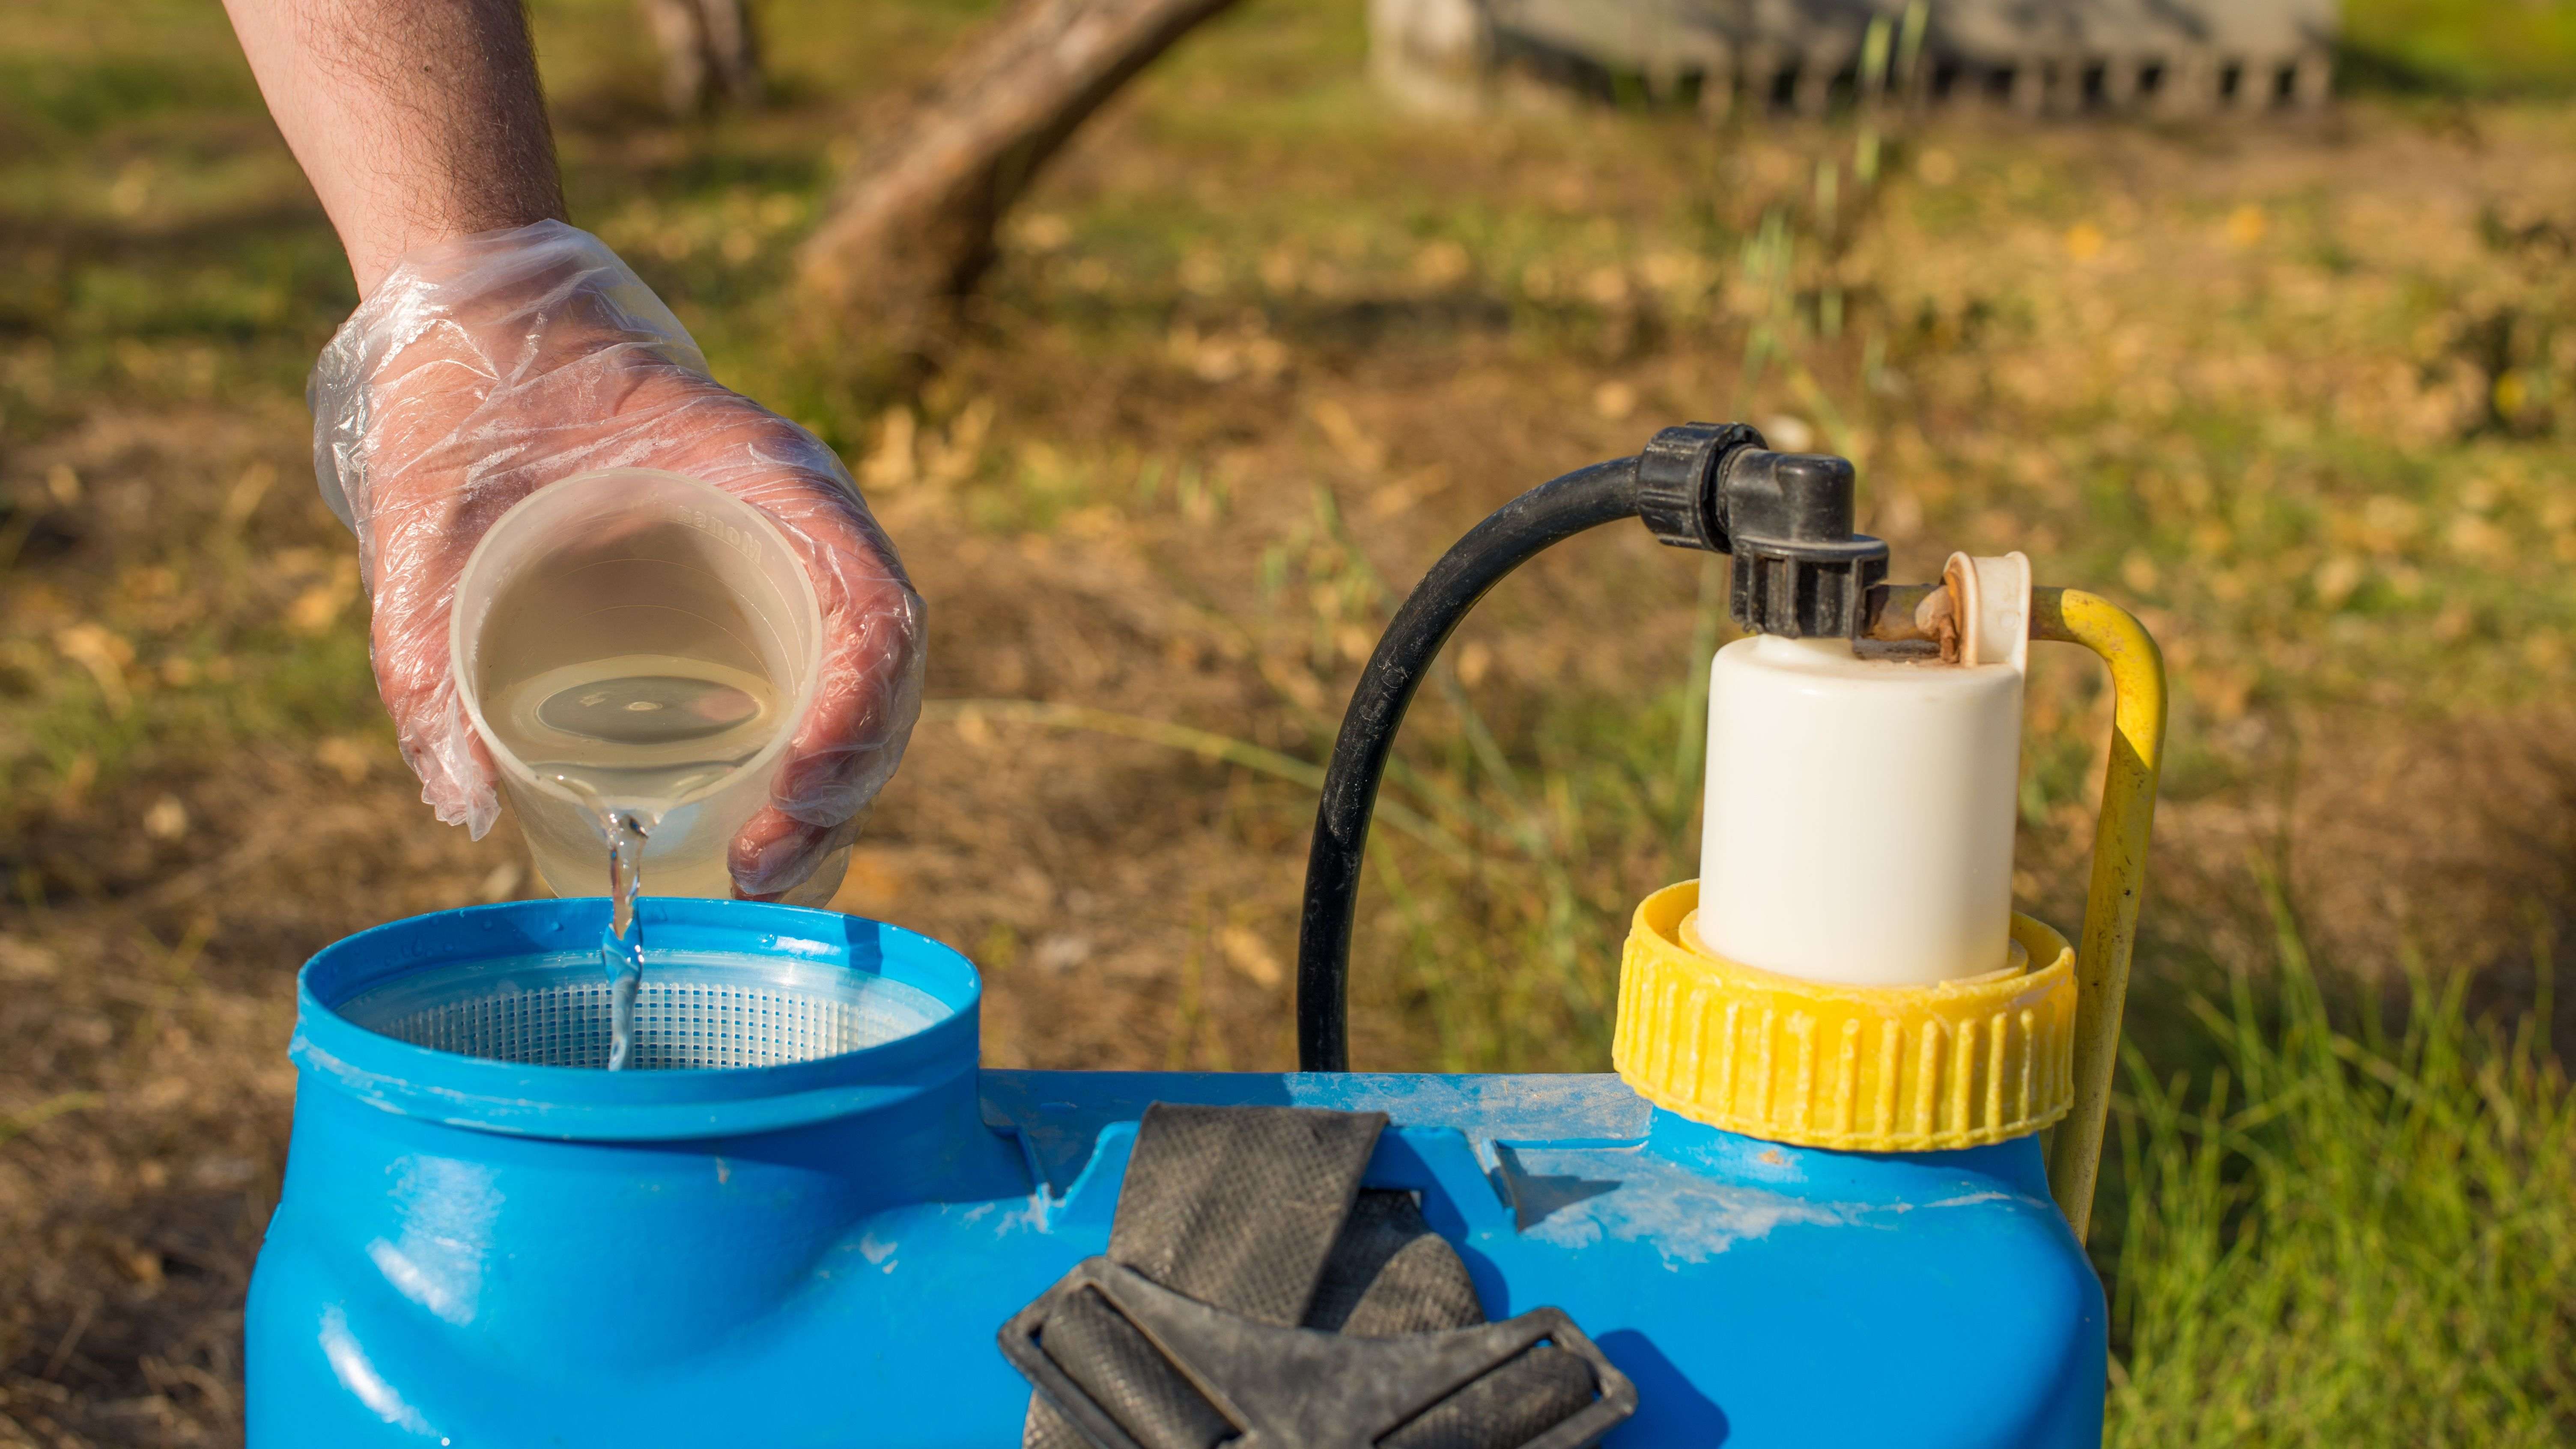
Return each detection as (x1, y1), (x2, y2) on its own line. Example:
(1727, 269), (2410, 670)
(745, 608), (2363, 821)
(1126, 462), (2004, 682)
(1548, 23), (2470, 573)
(315, 735), (374, 784)
(1218, 924), (1282, 988)
(54, 623), (134, 715)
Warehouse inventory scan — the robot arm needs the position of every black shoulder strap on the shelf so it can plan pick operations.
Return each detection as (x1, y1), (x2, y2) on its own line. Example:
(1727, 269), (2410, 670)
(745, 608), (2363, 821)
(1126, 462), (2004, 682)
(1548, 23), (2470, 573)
(1004, 1103), (1636, 1449)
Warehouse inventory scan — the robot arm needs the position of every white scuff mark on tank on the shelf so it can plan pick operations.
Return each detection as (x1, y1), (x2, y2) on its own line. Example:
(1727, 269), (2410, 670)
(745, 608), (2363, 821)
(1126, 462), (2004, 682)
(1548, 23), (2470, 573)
(320, 1305), (436, 1434)
(1925, 1190), (2025, 1210)
(1517, 1154), (1869, 1266)
(1284, 1073), (1649, 1143)
(960, 1200), (996, 1226)
(859, 1232), (898, 1265)
(1000, 1194), (1050, 1234)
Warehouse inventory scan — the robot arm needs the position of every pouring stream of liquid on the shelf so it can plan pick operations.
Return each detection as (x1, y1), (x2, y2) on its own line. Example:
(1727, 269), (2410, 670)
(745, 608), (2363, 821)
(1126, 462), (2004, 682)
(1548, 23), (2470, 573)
(602, 808), (651, 1070)
(502, 664), (773, 1070)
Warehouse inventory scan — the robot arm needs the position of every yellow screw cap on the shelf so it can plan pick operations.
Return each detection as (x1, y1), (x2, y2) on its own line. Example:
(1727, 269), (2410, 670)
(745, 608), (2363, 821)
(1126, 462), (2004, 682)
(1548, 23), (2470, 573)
(1614, 882), (2077, 1152)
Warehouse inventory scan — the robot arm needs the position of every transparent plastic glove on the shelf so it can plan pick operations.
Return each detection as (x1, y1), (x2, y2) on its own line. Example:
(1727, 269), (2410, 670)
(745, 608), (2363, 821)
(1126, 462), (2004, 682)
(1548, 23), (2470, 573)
(309, 220), (923, 900)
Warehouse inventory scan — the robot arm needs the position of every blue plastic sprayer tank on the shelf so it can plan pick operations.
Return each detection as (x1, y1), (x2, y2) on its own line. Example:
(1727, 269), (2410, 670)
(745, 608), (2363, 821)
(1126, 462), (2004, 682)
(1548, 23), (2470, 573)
(247, 896), (2105, 1446)
(250, 430), (2166, 1445)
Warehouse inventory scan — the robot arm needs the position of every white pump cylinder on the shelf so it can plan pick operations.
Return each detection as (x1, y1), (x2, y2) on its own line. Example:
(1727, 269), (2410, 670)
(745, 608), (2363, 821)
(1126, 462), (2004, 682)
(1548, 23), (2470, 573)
(1694, 555), (2031, 987)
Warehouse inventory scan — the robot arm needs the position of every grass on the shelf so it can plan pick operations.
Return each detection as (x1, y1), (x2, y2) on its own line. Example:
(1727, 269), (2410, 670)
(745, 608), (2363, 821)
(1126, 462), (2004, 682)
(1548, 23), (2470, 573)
(2105, 889), (2576, 1445)
(4, 0), (2576, 1443)
(2348, 0), (2576, 96)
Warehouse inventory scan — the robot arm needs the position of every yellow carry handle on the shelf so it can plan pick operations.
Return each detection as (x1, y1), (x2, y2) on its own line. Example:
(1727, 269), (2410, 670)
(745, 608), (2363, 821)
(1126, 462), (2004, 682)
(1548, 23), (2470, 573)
(2030, 588), (2166, 1240)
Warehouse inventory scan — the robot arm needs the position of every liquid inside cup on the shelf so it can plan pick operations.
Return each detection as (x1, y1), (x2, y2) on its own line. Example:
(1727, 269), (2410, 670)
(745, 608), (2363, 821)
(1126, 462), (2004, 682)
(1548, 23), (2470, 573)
(492, 654), (782, 806)
(455, 472), (821, 903)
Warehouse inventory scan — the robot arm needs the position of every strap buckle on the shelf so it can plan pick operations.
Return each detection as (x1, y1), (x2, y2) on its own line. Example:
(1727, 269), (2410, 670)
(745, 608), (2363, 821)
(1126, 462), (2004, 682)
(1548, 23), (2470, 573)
(1000, 1256), (1638, 1449)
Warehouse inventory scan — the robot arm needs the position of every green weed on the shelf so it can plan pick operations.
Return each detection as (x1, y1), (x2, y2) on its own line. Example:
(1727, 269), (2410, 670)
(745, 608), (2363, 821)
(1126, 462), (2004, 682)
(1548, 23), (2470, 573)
(2347, 0), (2576, 96)
(2103, 886), (2576, 1445)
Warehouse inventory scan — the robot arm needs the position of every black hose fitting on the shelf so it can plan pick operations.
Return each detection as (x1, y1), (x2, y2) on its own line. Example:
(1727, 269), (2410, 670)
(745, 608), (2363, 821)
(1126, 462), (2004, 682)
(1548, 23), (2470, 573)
(1720, 449), (1889, 639)
(1634, 420), (1762, 552)
(1636, 421), (1889, 638)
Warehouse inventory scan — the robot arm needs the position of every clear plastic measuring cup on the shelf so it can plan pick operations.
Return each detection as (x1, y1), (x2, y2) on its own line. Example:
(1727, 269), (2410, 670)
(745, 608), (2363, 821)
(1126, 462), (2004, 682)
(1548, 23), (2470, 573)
(451, 469), (824, 900)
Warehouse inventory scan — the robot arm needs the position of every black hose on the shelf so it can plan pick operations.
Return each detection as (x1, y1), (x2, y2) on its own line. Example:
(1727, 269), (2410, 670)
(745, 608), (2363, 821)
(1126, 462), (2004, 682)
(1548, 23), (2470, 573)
(1296, 456), (1643, 1071)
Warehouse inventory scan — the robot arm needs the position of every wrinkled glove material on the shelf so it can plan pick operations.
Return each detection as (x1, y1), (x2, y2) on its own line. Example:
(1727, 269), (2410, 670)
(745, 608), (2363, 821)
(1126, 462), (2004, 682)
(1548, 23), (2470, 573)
(1020, 1106), (1605, 1449)
(308, 220), (923, 896)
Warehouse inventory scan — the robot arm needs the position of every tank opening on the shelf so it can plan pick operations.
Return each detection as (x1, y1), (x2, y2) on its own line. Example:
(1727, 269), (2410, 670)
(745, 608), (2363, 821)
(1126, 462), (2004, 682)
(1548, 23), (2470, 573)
(2272, 64), (2299, 103)
(2081, 62), (2108, 107)
(2218, 61), (2245, 102)
(2137, 61), (2167, 96)
(333, 951), (954, 1070)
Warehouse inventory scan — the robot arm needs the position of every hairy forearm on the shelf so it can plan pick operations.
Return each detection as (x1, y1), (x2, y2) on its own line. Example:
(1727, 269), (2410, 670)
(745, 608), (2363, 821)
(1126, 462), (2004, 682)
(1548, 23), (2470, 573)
(224, 0), (566, 295)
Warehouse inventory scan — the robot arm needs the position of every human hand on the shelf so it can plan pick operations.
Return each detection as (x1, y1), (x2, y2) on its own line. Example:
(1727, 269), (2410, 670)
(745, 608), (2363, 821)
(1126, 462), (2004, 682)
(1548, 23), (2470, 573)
(310, 220), (923, 900)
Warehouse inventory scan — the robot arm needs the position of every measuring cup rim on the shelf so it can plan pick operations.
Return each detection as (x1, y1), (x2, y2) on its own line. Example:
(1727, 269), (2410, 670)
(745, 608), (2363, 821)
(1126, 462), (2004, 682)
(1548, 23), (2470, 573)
(448, 468), (827, 815)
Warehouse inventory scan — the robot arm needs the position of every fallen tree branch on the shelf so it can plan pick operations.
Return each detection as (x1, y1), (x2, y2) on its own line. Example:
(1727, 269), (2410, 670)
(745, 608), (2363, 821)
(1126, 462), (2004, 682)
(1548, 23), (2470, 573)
(797, 0), (1242, 334)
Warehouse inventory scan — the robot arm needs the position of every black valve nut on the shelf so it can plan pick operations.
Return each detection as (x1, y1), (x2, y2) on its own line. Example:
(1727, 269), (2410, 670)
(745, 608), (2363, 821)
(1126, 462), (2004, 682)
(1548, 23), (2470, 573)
(1720, 448), (1890, 639)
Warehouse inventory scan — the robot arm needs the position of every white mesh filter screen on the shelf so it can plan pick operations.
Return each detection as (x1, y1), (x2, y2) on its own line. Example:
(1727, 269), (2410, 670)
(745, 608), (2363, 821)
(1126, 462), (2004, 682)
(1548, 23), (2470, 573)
(337, 955), (948, 1070)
